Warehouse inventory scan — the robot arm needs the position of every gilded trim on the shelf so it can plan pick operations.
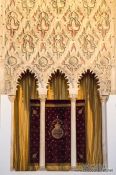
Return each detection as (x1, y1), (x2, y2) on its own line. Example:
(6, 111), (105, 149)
(46, 163), (71, 171)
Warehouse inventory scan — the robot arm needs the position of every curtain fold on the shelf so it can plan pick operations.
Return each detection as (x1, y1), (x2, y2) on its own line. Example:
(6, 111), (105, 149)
(47, 70), (69, 100)
(78, 72), (103, 167)
(13, 69), (103, 171)
(13, 71), (39, 171)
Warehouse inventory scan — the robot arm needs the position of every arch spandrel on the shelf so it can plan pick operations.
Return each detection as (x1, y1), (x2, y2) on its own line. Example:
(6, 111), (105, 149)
(6, 66), (43, 95)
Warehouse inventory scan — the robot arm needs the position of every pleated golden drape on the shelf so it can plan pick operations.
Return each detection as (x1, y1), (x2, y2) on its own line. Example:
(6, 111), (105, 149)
(13, 71), (39, 171)
(47, 70), (69, 100)
(78, 72), (103, 168)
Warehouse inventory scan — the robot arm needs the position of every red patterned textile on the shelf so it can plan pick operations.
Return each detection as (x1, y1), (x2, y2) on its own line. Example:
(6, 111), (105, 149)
(76, 100), (86, 163)
(29, 99), (86, 165)
(29, 100), (40, 163)
(45, 100), (71, 164)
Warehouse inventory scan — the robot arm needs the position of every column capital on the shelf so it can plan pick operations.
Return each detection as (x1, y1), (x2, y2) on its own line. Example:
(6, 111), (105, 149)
(69, 87), (78, 99)
(100, 95), (109, 103)
(8, 95), (16, 102)
(39, 94), (47, 101)
(70, 94), (77, 101)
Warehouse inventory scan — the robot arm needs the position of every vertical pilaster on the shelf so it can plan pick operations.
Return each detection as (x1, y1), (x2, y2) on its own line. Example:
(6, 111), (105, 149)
(8, 95), (15, 171)
(101, 95), (109, 168)
(39, 94), (46, 170)
(70, 95), (77, 170)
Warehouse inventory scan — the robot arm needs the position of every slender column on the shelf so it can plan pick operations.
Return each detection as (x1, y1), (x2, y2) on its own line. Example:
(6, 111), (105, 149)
(39, 94), (46, 170)
(101, 95), (108, 168)
(70, 95), (77, 170)
(8, 95), (16, 170)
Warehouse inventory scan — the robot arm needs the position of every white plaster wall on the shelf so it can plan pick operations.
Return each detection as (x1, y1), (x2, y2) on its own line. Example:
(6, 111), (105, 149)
(0, 95), (116, 175)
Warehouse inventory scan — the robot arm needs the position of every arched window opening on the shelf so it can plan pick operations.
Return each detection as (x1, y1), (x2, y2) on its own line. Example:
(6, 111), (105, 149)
(13, 70), (39, 171)
(46, 69), (71, 170)
(77, 69), (103, 168)
(47, 69), (69, 100)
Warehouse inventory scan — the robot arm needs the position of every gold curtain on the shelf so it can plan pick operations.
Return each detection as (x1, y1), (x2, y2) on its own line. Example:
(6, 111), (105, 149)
(47, 70), (69, 100)
(13, 71), (39, 171)
(78, 72), (103, 167)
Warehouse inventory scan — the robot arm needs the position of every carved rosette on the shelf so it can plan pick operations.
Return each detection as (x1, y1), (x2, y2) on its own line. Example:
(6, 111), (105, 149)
(33, 52), (54, 72)
(63, 43), (85, 72)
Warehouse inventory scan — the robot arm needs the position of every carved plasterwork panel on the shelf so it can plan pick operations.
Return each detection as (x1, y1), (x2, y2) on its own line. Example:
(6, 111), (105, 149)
(0, 0), (114, 95)
(78, 22), (99, 59)
(82, 0), (96, 15)
(62, 43), (85, 72)
(48, 22), (69, 59)
(62, 7), (84, 38)
(94, 0), (111, 38)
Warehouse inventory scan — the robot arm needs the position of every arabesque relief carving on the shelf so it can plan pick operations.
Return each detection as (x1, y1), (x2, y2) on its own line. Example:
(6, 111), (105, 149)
(0, 0), (114, 95)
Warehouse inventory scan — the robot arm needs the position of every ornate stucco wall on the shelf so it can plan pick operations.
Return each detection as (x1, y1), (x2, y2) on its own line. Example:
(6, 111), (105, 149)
(0, 0), (115, 95)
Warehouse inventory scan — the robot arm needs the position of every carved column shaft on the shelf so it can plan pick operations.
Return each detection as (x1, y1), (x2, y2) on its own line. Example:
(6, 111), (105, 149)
(8, 95), (16, 170)
(101, 95), (108, 168)
(70, 95), (77, 170)
(39, 94), (46, 170)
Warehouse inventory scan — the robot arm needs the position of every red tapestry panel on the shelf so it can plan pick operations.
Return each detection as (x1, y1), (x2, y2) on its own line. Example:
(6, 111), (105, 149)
(76, 100), (86, 163)
(45, 100), (71, 164)
(29, 99), (40, 164)
(29, 99), (86, 165)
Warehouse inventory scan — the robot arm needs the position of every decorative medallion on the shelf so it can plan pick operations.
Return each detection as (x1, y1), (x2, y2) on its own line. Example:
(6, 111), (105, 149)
(7, 56), (17, 66)
(51, 116), (64, 139)
(78, 107), (84, 115)
(32, 152), (38, 159)
(32, 109), (38, 115)
(38, 57), (48, 67)
(34, 52), (54, 72)
(63, 43), (85, 72)
(69, 56), (78, 66)
(52, 122), (64, 139)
